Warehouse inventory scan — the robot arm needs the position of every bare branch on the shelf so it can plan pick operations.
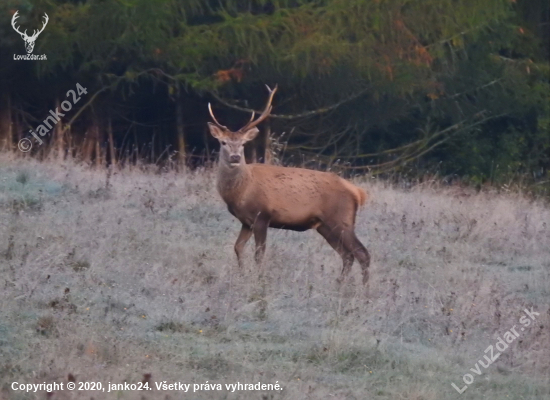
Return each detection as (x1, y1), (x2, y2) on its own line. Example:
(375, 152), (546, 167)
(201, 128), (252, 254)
(290, 112), (507, 173)
(209, 86), (370, 120)
(61, 86), (110, 134)
(143, 67), (370, 121)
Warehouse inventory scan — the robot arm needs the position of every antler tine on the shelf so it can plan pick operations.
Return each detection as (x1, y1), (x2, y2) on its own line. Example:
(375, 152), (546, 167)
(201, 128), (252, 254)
(208, 103), (227, 129)
(30, 13), (48, 39)
(238, 84), (278, 132)
(40, 13), (48, 30)
(11, 11), (24, 36)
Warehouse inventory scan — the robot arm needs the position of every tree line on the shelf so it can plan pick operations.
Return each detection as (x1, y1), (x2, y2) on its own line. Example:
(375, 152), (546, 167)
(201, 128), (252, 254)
(0, 0), (548, 188)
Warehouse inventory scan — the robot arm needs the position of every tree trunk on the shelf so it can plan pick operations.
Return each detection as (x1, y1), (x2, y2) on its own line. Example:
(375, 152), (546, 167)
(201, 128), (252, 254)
(176, 97), (186, 168)
(260, 120), (271, 164)
(107, 117), (116, 166)
(65, 125), (73, 158)
(203, 126), (211, 166)
(244, 143), (257, 164)
(82, 127), (93, 163)
(83, 116), (101, 164)
(245, 121), (271, 164)
(95, 139), (102, 167)
(0, 92), (13, 151)
(54, 98), (64, 161)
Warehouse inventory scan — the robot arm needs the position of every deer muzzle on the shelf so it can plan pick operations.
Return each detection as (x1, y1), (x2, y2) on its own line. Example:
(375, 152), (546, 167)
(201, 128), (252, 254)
(229, 155), (241, 165)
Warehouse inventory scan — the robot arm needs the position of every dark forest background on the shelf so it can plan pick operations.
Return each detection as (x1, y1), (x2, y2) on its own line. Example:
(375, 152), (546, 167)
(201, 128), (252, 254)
(0, 0), (548, 188)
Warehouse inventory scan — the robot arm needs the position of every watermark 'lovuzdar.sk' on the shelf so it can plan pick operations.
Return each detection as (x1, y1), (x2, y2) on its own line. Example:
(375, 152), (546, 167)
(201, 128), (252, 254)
(451, 307), (540, 394)
(14, 54), (47, 60)
(11, 10), (48, 60)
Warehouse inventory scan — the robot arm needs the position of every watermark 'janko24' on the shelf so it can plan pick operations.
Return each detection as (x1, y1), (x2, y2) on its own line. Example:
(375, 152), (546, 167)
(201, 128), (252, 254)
(451, 307), (540, 394)
(11, 10), (48, 60)
(18, 83), (88, 152)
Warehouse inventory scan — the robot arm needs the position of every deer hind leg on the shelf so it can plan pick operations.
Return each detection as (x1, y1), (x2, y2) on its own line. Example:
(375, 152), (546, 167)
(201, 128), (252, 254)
(343, 231), (371, 284)
(252, 216), (269, 265)
(317, 224), (354, 282)
(235, 224), (253, 268)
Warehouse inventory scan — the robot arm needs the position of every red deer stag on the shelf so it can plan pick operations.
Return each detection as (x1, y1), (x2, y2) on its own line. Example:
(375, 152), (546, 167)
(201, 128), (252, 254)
(207, 85), (371, 284)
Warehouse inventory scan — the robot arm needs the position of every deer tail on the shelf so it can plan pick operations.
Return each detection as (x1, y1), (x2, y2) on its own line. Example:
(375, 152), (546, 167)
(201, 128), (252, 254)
(356, 186), (368, 206)
(341, 179), (368, 207)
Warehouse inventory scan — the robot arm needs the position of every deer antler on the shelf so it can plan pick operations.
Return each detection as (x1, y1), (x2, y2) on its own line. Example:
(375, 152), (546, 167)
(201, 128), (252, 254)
(238, 84), (277, 132)
(208, 103), (228, 129)
(11, 11), (26, 38)
(30, 13), (49, 39)
(208, 85), (277, 132)
(11, 11), (48, 39)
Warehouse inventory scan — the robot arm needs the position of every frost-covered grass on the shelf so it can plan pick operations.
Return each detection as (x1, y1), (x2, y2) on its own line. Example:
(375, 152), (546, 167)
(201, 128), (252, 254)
(0, 154), (549, 399)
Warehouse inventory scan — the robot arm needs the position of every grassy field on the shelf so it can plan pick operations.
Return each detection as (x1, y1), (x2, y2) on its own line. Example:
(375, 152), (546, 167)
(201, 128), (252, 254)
(0, 154), (549, 400)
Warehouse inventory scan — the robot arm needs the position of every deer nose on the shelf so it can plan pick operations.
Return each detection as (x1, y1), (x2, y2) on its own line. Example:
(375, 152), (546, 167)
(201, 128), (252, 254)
(229, 155), (241, 164)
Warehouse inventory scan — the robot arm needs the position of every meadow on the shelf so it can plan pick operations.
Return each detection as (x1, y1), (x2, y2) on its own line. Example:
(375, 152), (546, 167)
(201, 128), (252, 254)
(0, 154), (549, 399)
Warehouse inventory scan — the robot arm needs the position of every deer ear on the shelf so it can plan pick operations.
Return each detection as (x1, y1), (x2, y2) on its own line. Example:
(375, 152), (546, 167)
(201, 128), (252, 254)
(241, 127), (259, 142)
(208, 123), (226, 140)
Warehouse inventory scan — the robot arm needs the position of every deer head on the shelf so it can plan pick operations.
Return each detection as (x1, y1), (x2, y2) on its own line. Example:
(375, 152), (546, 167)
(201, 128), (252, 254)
(208, 85), (277, 168)
(11, 11), (49, 54)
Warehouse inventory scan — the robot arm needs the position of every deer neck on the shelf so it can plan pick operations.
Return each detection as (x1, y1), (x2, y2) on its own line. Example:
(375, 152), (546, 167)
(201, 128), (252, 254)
(216, 160), (251, 203)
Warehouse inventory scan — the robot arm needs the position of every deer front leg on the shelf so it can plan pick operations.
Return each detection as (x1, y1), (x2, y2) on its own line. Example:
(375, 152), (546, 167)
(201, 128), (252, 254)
(252, 216), (269, 265)
(235, 224), (253, 268)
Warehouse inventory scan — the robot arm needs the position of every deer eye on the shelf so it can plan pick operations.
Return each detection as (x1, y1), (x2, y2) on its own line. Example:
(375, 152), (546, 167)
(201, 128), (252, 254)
(221, 141), (227, 145)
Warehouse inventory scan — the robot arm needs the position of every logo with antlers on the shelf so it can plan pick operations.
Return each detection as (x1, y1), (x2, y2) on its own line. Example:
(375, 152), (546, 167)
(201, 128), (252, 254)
(11, 11), (49, 54)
